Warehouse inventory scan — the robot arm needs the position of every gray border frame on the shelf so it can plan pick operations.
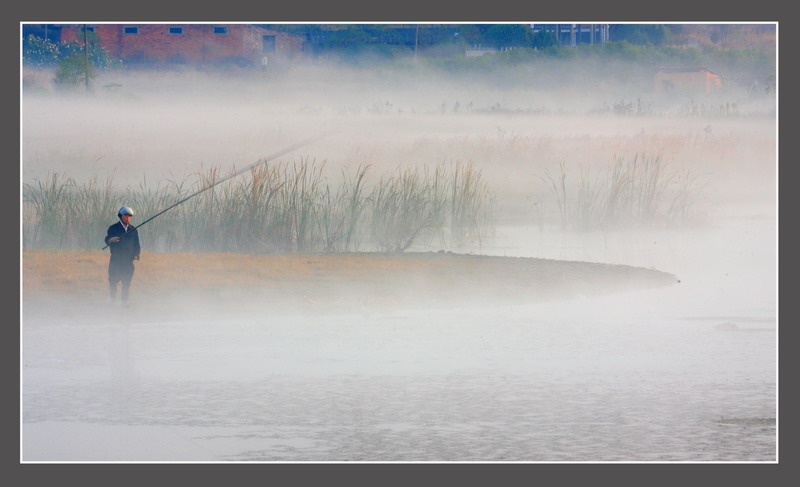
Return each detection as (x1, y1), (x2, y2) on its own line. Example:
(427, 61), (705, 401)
(11, 0), (790, 483)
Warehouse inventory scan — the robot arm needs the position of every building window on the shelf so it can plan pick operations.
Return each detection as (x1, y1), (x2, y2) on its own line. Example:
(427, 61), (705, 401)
(213, 26), (228, 34)
(124, 26), (138, 34)
(85, 26), (95, 32)
(169, 27), (184, 34)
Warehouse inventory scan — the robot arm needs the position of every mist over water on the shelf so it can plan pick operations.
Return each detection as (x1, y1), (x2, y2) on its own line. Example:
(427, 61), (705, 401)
(22, 61), (776, 461)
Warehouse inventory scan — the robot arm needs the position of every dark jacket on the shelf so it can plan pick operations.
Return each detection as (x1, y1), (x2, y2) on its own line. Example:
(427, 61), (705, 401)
(105, 222), (140, 260)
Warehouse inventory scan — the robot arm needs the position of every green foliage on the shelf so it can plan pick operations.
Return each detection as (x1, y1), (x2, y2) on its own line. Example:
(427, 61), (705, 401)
(333, 45), (410, 67)
(532, 31), (558, 49)
(598, 40), (645, 61)
(59, 42), (122, 69)
(53, 51), (95, 90)
(318, 26), (373, 49)
(22, 27), (123, 70)
(456, 25), (482, 45)
(610, 24), (673, 46)
(314, 26), (413, 65)
(413, 38), (773, 92)
(22, 34), (61, 67)
(709, 25), (746, 47)
(484, 24), (533, 48)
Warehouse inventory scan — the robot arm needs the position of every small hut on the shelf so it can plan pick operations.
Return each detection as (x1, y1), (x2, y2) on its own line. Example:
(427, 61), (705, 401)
(654, 67), (722, 94)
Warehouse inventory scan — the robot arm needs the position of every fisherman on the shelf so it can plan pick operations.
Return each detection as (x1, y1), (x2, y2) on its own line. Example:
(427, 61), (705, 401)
(104, 207), (140, 306)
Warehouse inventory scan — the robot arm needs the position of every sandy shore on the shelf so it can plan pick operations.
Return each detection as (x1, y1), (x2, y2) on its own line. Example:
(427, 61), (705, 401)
(23, 250), (676, 317)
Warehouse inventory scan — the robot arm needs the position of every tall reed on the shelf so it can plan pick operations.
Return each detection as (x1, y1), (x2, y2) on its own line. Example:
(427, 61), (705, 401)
(23, 173), (77, 248)
(22, 159), (495, 253)
(448, 162), (494, 247)
(539, 162), (568, 228)
(536, 152), (705, 230)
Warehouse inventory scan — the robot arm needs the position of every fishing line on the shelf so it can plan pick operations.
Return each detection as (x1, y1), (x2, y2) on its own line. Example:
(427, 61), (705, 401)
(102, 131), (332, 250)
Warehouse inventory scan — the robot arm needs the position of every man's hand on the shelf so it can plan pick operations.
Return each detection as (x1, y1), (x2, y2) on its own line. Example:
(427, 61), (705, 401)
(108, 236), (121, 243)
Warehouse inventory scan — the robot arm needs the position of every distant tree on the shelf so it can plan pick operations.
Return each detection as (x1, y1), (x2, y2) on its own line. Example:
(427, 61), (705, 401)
(23, 26), (121, 70)
(22, 34), (61, 67)
(53, 51), (95, 90)
(415, 25), (463, 47)
(484, 24), (533, 48)
(455, 25), (483, 45)
(710, 24), (745, 49)
(318, 25), (373, 49)
(532, 31), (558, 49)
(610, 24), (672, 46)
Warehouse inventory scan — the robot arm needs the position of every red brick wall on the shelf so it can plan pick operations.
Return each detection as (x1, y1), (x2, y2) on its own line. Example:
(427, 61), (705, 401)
(248, 29), (306, 57)
(60, 24), (305, 64)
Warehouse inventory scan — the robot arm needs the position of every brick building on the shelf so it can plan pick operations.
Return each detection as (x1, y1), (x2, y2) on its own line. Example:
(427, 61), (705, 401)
(654, 67), (722, 94)
(59, 24), (305, 65)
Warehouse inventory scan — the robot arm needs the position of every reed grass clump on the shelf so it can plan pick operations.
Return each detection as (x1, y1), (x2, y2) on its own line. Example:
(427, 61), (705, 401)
(537, 152), (706, 230)
(22, 159), (495, 253)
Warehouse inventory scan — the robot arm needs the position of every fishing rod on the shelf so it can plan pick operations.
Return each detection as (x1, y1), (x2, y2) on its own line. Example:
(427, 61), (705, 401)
(102, 132), (331, 250)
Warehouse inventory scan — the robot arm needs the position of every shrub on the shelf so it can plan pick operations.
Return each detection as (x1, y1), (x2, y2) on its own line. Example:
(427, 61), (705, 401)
(53, 51), (95, 90)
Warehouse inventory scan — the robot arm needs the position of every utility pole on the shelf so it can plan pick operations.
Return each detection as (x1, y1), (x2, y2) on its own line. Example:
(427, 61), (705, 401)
(83, 24), (90, 92)
(414, 24), (419, 62)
